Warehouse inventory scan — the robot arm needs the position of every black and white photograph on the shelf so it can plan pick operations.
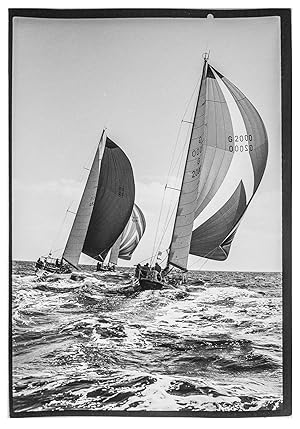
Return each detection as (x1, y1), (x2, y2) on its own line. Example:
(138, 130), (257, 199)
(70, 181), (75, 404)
(9, 9), (291, 417)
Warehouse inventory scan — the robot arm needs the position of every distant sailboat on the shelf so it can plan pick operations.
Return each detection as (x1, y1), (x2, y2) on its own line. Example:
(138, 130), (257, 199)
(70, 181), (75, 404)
(36, 129), (135, 273)
(98, 204), (146, 271)
(139, 54), (268, 289)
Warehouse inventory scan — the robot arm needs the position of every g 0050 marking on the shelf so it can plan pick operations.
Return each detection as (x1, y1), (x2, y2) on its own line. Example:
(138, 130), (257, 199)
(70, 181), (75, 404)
(229, 144), (253, 152)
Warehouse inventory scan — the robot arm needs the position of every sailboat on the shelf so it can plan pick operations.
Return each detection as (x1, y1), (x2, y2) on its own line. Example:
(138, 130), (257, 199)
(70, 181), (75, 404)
(97, 203), (146, 271)
(36, 129), (135, 273)
(139, 54), (268, 290)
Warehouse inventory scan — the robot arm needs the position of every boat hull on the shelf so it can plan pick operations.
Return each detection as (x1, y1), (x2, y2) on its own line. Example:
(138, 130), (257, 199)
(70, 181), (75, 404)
(139, 278), (164, 291)
(96, 268), (115, 272)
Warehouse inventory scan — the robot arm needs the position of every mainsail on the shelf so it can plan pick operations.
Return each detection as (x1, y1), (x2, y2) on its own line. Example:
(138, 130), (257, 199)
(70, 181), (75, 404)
(167, 59), (268, 270)
(63, 130), (135, 267)
(109, 203), (146, 265)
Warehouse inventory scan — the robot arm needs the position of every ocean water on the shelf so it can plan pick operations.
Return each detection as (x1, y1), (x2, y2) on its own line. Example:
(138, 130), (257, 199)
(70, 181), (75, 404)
(11, 261), (282, 413)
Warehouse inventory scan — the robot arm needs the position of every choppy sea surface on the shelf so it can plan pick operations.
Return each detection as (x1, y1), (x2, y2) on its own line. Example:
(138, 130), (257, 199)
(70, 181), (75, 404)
(11, 261), (282, 413)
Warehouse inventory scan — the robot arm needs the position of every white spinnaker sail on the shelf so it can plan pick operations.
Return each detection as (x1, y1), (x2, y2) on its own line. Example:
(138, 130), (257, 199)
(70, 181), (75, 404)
(168, 62), (268, 269)
(109, 203), (146, 265)
(192, 68), (254, 231)
(190, 65), (268, 261)
(62, 133), (106, 267)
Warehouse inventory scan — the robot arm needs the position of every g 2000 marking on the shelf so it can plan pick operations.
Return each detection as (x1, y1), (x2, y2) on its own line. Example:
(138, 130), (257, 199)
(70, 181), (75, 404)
(228, 134), (253, 143)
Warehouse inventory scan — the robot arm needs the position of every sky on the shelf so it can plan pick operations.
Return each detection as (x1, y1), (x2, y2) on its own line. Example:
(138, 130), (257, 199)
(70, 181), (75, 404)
(12, 15), (282, 271)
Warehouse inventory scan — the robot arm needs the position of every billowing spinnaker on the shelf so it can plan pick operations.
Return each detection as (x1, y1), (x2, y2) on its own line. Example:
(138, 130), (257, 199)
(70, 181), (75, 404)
(109, 204), (146, 265)
(108, 204), (146, 265)
(119, 204), (146, 260)
(62, 143), (102, 267)
(194, 66), (235, 217)
(190, 181), (246, 260)
(215, 69), (268, 192)
(190, 65), (268, 260)
(83, 137), (135, 261)
(168, 61), (268, 267)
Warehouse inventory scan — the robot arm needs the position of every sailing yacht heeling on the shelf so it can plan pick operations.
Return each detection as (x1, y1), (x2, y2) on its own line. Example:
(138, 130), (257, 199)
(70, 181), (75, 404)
(135, 54), (268, 290)
(60, 129), (135, 269)
(166, 56), (268, 271)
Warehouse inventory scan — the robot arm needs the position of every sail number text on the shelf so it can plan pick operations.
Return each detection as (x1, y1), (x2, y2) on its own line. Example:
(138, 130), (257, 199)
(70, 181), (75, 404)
(229, 144), (253, 153)
(228, 134), (253, 153)
(228, 134), (253, 143)
(89, 197), (95, 207)
(192, 166), (201, 178)
(118, 186), (125, 198)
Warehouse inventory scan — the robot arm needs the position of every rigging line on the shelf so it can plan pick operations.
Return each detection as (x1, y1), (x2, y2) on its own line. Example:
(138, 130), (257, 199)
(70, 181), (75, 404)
(48, 136), (101, 255)
(151, 76), (202, 266)
(49, 207), (70, 255)
(150, 117), (191, 265)
(137, 254), (154, 264)
(168, 125), (191, 180)
(50, 247), (64, 255)
(189, 255), (209, 269)
(153, 200), (177, 260)
(159, 252), (169, 265)
(172, 123), (191, 181)
(150, 185), (168, 266)
(188, 245), (220, 270)
(150, 127), (186, 265)
(167, 75), (202, 181)
(182, 75), (202, 123)
(68, 130), (104, 212)
(153, 129), (190, 261)
(160, 116), (190, 229)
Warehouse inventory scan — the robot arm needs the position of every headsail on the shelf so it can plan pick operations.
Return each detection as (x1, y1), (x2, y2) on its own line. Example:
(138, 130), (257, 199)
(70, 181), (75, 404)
(63, 131), (135, 267)
(167, 61), (209, 271)
(108, 233), (123, 266)
(168, 60), (268, 269)
(109, 203), (146, 265)
(62, 132), (105, 268)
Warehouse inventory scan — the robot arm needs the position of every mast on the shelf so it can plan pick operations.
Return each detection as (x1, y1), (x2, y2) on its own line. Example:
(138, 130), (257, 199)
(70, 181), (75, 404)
(167, 54), (209, 271)
(62, 129), (107, 268)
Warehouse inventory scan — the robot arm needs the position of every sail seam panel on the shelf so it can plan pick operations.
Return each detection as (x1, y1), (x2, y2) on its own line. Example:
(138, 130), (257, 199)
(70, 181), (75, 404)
(195, 76), (234, 217)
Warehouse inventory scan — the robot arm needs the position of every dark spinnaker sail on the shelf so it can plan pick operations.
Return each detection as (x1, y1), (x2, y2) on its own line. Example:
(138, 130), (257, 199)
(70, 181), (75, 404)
(63, 132), (135, 267)
(83, 137), (135, 261)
